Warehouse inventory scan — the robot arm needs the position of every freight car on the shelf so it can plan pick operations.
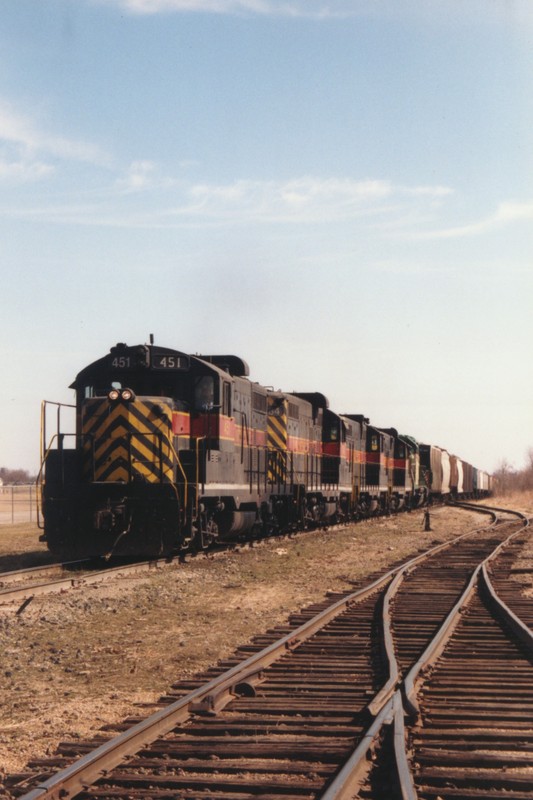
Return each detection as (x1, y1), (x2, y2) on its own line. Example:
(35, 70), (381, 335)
(38, 342), (490, 559)
(419, 445), (491, 502)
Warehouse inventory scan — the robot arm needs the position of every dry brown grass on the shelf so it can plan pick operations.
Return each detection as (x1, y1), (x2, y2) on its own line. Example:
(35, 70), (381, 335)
(491, 489), (533, 514)
(0, 495), (531, 783)
(0, 523), (54, 572)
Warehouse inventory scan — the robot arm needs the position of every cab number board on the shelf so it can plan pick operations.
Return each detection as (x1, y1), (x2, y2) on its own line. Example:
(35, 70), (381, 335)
(153, 354), (188, 370)
(111, 356), (132, 368)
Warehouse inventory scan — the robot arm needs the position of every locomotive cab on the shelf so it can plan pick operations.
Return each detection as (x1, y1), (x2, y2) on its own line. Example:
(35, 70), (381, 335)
(41, 343), (195, 558)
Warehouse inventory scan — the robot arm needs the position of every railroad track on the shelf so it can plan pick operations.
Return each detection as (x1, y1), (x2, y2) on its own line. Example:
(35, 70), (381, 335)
(409, 579), (533, 799)
(0, 559), (92, 589)
(3, 505), (531, 800)
(0, 522), (349, 607)
(0, 537), (269, 606)
(0, 558), (184, 607)
(327, 508), (533, 799)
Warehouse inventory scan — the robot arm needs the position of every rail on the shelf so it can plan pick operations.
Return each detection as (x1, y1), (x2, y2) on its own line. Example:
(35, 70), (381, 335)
(311, 510), (532, 799)
(13, 505), (513, 800)
(0, 558), (178, 606)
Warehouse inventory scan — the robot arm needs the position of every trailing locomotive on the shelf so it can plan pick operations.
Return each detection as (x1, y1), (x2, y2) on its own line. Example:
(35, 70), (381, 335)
(38, 342), (491, 559)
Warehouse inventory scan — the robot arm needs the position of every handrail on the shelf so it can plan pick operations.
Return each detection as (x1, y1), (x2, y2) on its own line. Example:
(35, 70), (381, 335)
(35, 432), (72, 529)
(167, 438), (188, 513)
(40, 400), (76, 465)
(38, 401), (76, 528)
(195, 437), (206, 521)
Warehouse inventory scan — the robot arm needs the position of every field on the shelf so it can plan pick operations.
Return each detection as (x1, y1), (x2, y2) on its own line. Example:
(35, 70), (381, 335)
(0, 494), (532, 782)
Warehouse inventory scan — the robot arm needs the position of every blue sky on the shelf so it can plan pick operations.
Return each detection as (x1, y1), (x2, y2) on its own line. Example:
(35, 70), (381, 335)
(1, 0), (532, 474)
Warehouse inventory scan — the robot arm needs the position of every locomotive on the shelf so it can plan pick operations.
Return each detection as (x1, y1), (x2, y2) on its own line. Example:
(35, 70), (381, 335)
(38, 341), (491, 559)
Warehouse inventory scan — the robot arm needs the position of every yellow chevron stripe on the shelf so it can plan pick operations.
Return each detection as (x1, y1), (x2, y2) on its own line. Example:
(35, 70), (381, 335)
(268, 419), (287, 440)
(137, 401), (173, 427)
(131, 461), (156, 481)
(104, 464), (129, 482)
(268, 449), (287, 484)
(93, 427), (129, 462)
(267, 401), (288, 455)
(81, 398), (174, 484)
(83, 401), (172, 438)
(92, 440), (173, 483)
(268, 430), (287, 451)
(130, 433), (163, 461)
(130, 437), (173, 482)
(94, 443), (129, 481)
(83, 403), (124, 436)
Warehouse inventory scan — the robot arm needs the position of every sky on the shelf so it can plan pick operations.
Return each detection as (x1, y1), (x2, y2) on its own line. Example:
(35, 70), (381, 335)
(1, 0), (532, 475)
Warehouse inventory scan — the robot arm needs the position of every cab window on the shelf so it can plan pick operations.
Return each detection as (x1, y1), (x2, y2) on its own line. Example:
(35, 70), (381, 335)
(84, 382), (122, 398)
(325, 420), (339, 442)
(222, 382), (231, 416)
(194, 376), (215, 411)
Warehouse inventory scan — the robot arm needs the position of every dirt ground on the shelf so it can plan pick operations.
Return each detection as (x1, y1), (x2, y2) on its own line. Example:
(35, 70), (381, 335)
(0, 494), (531, 785)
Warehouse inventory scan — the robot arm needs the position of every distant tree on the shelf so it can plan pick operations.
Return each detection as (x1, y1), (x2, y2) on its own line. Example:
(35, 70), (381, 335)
(0, 467), (36, 484)
(520, 447), (533, 491)
(492, 459), (518, 495)
(492, 450), (533, 495)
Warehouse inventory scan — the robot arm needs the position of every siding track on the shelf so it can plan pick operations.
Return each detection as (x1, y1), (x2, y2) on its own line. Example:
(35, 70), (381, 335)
(4, 505), (532, 800)
(411, 575), (533, 800)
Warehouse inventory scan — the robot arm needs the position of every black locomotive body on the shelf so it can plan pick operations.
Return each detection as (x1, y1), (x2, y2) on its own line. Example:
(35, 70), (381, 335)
(39, 342), (491, 559)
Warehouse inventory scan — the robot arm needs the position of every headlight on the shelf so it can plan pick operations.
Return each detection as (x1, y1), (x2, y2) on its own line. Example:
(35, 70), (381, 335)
(108, 389), (120, 401)
(121, 388), (135, 401)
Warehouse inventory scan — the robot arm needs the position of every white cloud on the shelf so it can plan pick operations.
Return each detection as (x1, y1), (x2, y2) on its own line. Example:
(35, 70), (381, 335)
(494, 201), (533, 225)
(100, 0), (533, 26)
(0, 100), (109, 170)
(115, 160), (157, 191)
(178, 176), (451, 223)
(107, 0), (350, 18)
(114, 158), (202, 193)
(403, 185), (453, 198)
(415, 199), (533, 240)
(0, 159), (54, 182)
(0, 173), (453, 227)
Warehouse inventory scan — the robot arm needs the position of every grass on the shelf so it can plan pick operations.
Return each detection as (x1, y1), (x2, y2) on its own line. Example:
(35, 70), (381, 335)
(0, 522), (53, 571)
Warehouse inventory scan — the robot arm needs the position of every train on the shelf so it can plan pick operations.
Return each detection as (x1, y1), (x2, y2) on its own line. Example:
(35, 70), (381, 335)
(38, 341), (491, 559)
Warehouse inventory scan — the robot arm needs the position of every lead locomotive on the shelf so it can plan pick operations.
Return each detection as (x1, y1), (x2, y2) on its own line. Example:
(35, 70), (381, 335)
(39, 342), (490, 559)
